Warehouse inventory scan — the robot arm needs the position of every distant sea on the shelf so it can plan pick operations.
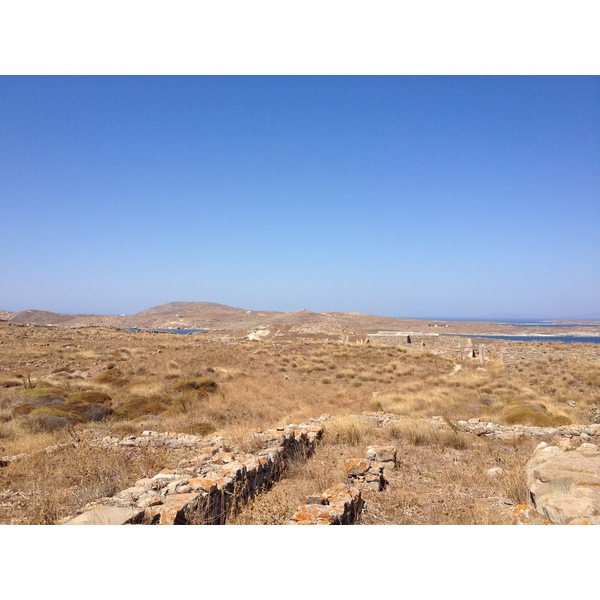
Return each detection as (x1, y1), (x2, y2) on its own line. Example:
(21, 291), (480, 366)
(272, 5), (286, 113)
(129, 328), (208, 334)
(413, 317), (600, 326)
(129, 320), (600, 343)
(447, 333), (600, 344)
(412, 317), (600, 344)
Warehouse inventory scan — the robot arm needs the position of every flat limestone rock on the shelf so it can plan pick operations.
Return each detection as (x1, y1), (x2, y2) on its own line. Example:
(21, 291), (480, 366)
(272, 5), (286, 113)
(64, 505), (143, 525)
(525, 442), (600, 524)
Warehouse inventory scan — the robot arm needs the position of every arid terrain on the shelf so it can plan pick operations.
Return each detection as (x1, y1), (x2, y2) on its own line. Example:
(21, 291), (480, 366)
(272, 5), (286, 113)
(1, 302), (599, 525)
(3, 302), (600, 339)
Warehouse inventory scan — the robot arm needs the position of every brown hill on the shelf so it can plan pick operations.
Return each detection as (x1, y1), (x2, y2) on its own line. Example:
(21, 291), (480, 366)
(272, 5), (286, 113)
(5, 309), (87, 326)
(135, 301), (245, 317)
(4, 301), (597, 341)
(135, 301), (281, 328)
(0, 301), (415, 335)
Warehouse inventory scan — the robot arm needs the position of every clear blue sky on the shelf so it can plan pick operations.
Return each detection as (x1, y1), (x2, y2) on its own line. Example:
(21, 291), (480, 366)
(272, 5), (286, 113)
(1, 76), (598, 319)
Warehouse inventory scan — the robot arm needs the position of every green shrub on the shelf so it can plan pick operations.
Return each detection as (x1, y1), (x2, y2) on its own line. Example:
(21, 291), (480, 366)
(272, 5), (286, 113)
(22, 387), (68, 399)
(174, 377), (219, 394)
(179, 422), (216, 436)
(14, 390), (113, 424)
(30, 406), (86, 424)
(115, 396), (171, 420)
(21, 414), (72, 432)
(67, 391), (112, 405)
(13, 388), (68, 414)
(95, 368), (129, 387)
(0, 378), (23, 388)
(502, 402), (571, 427)
(62, 399), (114, 422)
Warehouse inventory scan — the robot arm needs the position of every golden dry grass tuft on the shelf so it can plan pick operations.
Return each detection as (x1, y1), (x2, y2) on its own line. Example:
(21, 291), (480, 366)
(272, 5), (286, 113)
(322, 415), (377, 447)
(95, 368), (129, 387)
(501, 401), (571, 427)
(66, 391), (112, 405)
(0, 440), (170, 524)
(114, 396), (172, 420)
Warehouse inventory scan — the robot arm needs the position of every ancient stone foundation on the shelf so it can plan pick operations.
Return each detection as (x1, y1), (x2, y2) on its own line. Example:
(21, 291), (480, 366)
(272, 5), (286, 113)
(289, 484), (365, 525)
(289, 445), (397, 524)
(25, 410), (600, 526)
(345, 445), (397, 491)
(61, 418), (326, 525)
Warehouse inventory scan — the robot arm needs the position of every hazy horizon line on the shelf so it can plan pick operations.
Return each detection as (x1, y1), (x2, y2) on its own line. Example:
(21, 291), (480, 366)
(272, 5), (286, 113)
(2, 302), (599, 323)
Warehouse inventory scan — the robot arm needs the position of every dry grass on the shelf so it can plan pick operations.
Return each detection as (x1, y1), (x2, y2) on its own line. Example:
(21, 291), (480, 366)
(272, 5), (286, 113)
(0, 321), (598, 524)
(322, 415), (378, 447)
(0, 439), (170, 524)
(229, 418), (537, 525)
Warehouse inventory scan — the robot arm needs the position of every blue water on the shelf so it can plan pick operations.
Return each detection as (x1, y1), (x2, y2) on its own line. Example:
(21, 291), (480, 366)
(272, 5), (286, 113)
(130, 328), (208, 334)
(500, 321), (600, 328)
(409, 317), (600, 343)
(447, 333), (600, 344)
(412, 317), (600, 326)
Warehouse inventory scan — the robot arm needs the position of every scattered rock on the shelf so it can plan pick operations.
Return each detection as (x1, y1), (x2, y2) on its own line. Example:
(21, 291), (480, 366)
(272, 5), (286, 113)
(62, 505), (143, 525)
(523, 441), (600, 524)
(290, 484), (364, 525)
(486, 467), (505, 478)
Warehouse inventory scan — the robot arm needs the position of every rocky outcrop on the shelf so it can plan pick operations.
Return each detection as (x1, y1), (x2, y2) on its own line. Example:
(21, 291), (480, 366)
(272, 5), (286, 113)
(452, 417), (600, 443)
(345, 445), (397, 491)
(516, 441), (600, 525)
(289, 445), (397, 524)
(355, 412), (600, 443)
(289, 484), (364, 525)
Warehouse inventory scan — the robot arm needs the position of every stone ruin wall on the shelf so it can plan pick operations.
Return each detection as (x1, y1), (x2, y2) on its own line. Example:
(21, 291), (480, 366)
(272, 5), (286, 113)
(289, 445), (397, 524)
(365, 332), (484, 361)
(60, 412), (398, 526)
(61, 418), (328, 525)
(4, 411), (599, 525)
(365, 332), (600, 366)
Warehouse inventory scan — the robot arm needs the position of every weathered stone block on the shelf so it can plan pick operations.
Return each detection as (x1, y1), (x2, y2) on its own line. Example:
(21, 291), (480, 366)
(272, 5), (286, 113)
(144, 493), (199, 525)
(114, 485), (150, 503)
(64, 505), (144, 525)
(525, 441), (600, 524)
(138, 494), (163, 508)
(345, 458), (370, 477)
(290, 484), (364, 525)
(366, 445), (397, 465)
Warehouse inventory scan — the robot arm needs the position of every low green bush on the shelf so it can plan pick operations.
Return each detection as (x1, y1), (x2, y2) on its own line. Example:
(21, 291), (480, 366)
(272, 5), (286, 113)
(21, 414), (72, 432)
(13, 389), (68, 414)
(502, 401), (571, 427)
(174, 377), (219, 394)
(62, 399), (114, 422)
(114, 396), (171, 420)
(67, 391), (112, 405)
(95, 368), (129, 387)
(30, 406), (86, 424)
(179, 422), (217, 436)
(0, 378), (23, 388)
(22, 387), (68, 399)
